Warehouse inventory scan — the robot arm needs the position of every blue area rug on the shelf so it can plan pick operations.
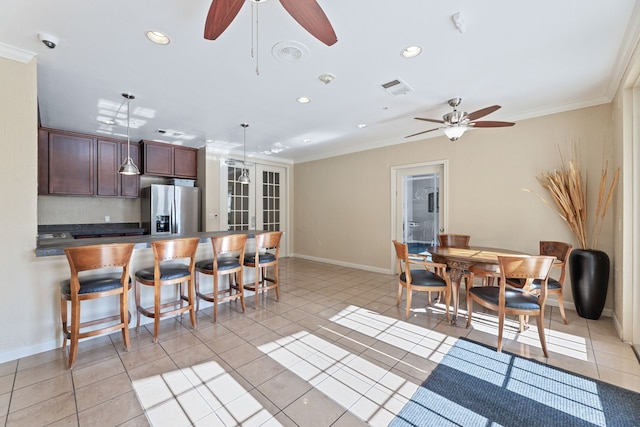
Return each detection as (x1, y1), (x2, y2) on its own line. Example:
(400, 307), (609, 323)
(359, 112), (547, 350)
(389, 337), (640, 427)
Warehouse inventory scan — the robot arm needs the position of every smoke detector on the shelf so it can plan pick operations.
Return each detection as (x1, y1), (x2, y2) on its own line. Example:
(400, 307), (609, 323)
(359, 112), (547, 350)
(318, 73), (336, 84)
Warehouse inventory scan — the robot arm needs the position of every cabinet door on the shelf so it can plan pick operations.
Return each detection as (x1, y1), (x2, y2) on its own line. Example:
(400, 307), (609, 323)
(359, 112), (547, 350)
(97, 139), (119, 196)
(144, 142), (173, 176)
(48, 132), (95, 195)
(174, 146), (197, 178)
(38, 129), (49, 195)
(120, 142), (140, 197)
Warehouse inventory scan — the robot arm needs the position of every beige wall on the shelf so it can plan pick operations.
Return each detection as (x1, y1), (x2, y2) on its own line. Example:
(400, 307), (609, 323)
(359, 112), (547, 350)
(0, 56), (40, 358)
(293, 104), (618, 312)
(38, 196), (140, 225)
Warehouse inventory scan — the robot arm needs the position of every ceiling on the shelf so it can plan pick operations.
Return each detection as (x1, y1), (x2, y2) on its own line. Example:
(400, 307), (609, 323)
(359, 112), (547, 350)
(1, 1), (639, 164)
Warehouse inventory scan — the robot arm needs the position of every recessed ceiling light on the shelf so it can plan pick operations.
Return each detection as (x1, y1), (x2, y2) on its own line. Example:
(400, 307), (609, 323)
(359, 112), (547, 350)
(297, 96), (311, 104)
(356, 123), (367, 128)
(302, 138), (311, 143)
(401, 45), (422, 58)
(146, 31), (171, 45)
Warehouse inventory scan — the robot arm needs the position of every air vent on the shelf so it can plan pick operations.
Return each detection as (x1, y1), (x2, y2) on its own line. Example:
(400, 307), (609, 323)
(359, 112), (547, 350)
(272, 41), (309, 63)
(379, 78), (414, 96)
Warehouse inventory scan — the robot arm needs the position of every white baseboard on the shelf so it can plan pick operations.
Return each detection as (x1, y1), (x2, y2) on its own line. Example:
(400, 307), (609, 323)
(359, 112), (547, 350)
(290, 253), (393, 275)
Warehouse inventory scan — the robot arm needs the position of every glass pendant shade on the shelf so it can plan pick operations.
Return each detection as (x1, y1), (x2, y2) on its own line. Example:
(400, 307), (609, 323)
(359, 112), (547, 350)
(443, 125), (468, 141)
(118, 93), (140, 175)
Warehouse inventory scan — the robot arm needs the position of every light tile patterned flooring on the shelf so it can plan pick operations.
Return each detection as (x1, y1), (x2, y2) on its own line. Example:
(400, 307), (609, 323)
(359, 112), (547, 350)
(1, 258), (639, 426)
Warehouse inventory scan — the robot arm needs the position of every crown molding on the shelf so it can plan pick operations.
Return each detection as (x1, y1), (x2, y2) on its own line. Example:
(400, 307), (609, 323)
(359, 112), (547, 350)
(0, 42), (36, 63)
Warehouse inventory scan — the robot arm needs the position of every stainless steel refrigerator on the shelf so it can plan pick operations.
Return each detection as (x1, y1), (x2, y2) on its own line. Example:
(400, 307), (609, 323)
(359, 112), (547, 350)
(141, 185), (201, 235)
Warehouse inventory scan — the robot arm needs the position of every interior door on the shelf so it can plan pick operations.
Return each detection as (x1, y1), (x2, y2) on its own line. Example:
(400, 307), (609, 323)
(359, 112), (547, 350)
(220, 161), (288, 256)
(256, 164), (288, 256)
(220, 161), (256, 231)
(393, 163), (446, 255)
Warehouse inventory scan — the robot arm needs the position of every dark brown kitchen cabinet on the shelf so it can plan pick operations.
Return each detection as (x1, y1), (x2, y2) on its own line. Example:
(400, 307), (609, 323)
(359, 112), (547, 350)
(141, 140), (197, 179)
(97, 139), (119, 196)
(173, 146), (198, 178)
(38, 128), (140, 198)
(48, 132), (95, 195)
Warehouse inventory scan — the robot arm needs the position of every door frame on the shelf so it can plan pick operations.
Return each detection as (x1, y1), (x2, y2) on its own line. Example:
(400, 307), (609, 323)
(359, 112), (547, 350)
(390, 160), (449, 271)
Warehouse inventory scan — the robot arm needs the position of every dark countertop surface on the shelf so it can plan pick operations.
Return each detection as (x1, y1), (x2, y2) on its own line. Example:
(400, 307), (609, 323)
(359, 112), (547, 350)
(36, 225), (261, 257)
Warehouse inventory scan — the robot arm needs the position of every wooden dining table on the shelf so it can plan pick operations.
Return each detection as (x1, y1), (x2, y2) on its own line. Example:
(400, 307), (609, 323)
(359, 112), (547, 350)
(425, 245), (529, 324)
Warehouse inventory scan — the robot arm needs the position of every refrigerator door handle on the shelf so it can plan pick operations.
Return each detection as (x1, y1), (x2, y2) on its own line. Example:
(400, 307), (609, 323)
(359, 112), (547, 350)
(171, 197), (176, 234)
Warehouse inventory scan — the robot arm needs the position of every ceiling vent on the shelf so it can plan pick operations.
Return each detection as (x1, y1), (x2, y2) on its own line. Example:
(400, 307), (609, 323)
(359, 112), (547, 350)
(272, 41), (309, 63)
(379, 78), (414, 96)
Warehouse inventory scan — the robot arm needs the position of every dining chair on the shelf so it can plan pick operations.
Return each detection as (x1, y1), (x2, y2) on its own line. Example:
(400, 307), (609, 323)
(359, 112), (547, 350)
(392, 240), (451, 321)
(438, 234), (471, 248)
(535, 241), (572, 324)
(134, 237), (200, 343)
(505, 241), (572, 324)
(437, 233), (472, 290)
(61, 242), (135, 368)
(466, 255), (555, 357)
(243, 231), (282, 308)
(195, 233), (248, 322)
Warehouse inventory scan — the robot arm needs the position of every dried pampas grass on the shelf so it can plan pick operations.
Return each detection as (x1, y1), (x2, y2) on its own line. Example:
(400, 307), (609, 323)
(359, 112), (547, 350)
(526, 145), (619, 250)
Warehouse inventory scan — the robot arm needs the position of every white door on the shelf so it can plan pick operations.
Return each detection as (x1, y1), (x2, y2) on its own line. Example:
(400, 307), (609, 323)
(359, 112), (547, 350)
(220, 161), (256, 231)
(392, 162), (446, 258)
(256, 163), (288, 255)
(220, 161), (288, 256)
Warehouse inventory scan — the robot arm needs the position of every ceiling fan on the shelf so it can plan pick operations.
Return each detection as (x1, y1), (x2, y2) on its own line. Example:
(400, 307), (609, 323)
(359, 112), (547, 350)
(204, 0), (338, 46)
(405, 98), (515, 141)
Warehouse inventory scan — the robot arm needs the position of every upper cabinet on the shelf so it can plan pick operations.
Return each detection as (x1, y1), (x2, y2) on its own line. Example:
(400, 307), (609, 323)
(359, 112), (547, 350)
(38, 128), (140, 198)
(141, 140), (197, 179)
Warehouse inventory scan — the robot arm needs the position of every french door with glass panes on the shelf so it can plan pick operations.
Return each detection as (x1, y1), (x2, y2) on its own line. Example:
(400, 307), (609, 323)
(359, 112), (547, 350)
(221, 161), (287, 253)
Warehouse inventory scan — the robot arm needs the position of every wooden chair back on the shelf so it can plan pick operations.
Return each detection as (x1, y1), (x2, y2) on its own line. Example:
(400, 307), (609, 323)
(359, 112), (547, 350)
(212, 233), (248, 266)
(540, 241), (572, 284)
(438, 234), (470, 248)
(64, 243), (135, 293)
(256, 231), (282, 253)
(151, 237), (200, 277)
(498, 255), (555, 303)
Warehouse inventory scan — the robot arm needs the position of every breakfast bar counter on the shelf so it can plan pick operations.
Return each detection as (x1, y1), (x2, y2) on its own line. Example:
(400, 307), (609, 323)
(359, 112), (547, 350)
(36, 229), (261, 257)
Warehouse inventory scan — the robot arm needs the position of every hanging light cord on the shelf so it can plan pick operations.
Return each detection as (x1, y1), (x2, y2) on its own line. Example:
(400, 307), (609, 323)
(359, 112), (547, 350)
(251, 2), (260, 75)
(243, 124), (247, 168)
(126, 97), (131, 159)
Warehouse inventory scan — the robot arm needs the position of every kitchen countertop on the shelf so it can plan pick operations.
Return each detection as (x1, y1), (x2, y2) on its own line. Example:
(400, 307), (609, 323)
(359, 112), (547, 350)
(36, 227), (261, 257)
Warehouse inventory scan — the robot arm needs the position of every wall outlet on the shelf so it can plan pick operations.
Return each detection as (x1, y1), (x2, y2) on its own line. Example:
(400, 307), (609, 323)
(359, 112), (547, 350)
(104, 215), (110, 222)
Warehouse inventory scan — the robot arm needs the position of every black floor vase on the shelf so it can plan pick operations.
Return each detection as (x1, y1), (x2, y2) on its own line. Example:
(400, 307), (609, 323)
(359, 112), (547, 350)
(569, 249), (610, 319)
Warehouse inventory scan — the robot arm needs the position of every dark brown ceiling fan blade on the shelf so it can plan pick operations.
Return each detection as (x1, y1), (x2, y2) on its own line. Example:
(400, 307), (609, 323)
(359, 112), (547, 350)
(414, 117), (445, 124)
(405, 128), (440, 138)
(466, 105), (501, 121)
(470, 120), (515, 128)
(279, 0), (338, 46)
(204, 0), (245, 40)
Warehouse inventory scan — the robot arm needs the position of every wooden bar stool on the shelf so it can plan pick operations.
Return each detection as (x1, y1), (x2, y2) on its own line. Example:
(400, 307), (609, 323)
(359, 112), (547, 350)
(60, 242), (135, 369)
(243, 231), (283, 308)
(195, 234), (248, 322)
(134, 237), (200, 343)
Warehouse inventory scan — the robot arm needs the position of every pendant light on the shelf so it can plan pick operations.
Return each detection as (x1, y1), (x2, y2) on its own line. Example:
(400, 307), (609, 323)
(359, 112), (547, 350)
(118, 93), (140, 175)
(238, 123), (251, 184)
